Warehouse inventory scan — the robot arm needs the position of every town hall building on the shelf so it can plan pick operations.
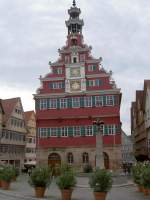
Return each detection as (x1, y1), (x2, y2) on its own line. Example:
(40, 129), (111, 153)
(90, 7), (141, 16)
(34, 1), (122, 170)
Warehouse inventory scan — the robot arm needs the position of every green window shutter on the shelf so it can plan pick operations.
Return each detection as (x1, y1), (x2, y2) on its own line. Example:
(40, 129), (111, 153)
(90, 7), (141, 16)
(67, 98), (72, 108)
(114, 95), (118, 106)
(47, 99), (50, 109)
(57, 98), (60, 109)
(81, 126), (85, 136)
(68, 127), (73, 137)
(62, 82), (65, 89)
(93, 65), (97, 71)
(93, 125), (97, 136)
(104, 125), (108, 135)
(103, 96), (106, 106)
(57, 128), (61, 137)
(92, 96), (95, 107)
(86, 79), (89, 87)
(48, 128), (51, 137)
(80, 97), (84, 108)
(49, 82), (53, 89)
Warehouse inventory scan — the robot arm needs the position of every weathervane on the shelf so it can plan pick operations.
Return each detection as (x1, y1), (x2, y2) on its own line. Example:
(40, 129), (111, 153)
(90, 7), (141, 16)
(73, 0), (76, 7)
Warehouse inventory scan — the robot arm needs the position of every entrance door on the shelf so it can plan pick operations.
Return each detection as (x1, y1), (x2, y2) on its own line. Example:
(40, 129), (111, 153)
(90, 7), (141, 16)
(48, 153), (61, 176)
(103, 152), (109, 169)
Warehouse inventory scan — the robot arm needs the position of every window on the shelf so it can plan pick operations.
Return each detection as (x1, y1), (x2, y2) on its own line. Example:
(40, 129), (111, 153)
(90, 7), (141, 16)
(107, 125), (115, 135)
(83, 152), (89, 163)
(106, 96), (114, 106)
(52, 82), (64, 89)
(49, 99), (57, 109)
(88, 65), (96, 71)
(73, 57), (77, 63)
(95, 96), (103, 107)
(88, 79), (102, 87)
(73, 126), (81, 136)
(60, 98), (67, 109)
(40, 128), (47, 138)
(61, 127), (68, 137)
(54, 68), (62, 74)
(67, 153), (74, 164)
(85, 126), (93, 136)
(84, 96), (92, 107)
(51, 128), (57, 137)
(40, 99), (47, 110)
(72, 97), (80, 108)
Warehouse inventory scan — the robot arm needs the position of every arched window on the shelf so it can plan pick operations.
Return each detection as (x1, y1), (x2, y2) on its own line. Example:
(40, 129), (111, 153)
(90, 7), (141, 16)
(82, 152), (89, 164)
(67, 153), (74, 164)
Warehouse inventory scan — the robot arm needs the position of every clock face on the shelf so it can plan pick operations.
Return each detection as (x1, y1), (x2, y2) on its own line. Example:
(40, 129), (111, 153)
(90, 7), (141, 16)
(70, 68), (80, 77)
(70, 80), (81, 91)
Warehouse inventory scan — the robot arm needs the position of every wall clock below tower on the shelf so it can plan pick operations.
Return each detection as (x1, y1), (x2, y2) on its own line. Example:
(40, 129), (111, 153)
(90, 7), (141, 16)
(70, 68), (81, 77)
(70, 80), (81, 91)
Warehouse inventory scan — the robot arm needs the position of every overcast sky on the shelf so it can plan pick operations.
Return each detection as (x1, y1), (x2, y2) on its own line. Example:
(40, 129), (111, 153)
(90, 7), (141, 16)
(0, 0), (150, 135)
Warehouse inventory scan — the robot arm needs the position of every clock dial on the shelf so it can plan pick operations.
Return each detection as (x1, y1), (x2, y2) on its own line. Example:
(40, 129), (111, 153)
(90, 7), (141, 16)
(70, 81), (81, 91)
(70, 68), (80, 77)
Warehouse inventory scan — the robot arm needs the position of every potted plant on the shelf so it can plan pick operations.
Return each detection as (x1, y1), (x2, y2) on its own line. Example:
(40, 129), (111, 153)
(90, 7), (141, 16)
(56, 164), (76, 200)
(28, 166), (52, 198)
(132, 163), (143, 192)
(142, 164), (150, 196)
(0, 166), (16, 190)
(89, 169), (113, 200)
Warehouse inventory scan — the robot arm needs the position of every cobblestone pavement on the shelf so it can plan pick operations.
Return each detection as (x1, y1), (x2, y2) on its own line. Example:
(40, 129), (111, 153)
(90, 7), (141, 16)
(0, 174), (149, 200)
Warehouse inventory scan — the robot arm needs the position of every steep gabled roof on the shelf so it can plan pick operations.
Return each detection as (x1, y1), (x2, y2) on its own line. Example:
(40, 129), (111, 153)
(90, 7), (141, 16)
(24, 111), (35, 123)
(1, 97), (21, 124)
(143, 80), (150, 111)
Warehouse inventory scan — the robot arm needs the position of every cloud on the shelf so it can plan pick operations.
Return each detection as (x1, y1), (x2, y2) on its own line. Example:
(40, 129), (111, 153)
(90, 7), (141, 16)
(0, 0), (150, 135)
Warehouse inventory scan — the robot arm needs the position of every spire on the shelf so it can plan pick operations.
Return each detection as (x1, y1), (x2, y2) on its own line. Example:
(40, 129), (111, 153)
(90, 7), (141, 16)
(73, 0), (76, 7)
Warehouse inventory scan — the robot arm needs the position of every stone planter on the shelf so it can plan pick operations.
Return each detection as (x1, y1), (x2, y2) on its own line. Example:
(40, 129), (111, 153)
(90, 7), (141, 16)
(144, 188), (149, 196)
(35, 187), (46, 198)
(61, 189), (73, 200)
(1, 180), (10, 190)
(94, 192), (107, 200)
(147, 188), (150, 196)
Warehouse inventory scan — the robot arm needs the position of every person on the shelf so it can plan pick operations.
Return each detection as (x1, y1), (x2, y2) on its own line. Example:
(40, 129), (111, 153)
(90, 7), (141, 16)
(28, 168), (31, 176)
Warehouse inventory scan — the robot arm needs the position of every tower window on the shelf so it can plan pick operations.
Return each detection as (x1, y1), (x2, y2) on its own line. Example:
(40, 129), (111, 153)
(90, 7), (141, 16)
(73, 57), (77, 63)
(71, 39), (77, 46)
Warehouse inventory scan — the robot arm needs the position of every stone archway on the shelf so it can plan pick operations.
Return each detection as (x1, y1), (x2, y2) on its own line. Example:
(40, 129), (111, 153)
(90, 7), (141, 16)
(103, 152), (109, 169)
(48, 153), (61, 176)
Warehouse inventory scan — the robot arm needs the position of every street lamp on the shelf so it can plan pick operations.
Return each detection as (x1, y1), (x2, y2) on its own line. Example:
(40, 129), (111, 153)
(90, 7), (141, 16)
(93, 119), (104, 169)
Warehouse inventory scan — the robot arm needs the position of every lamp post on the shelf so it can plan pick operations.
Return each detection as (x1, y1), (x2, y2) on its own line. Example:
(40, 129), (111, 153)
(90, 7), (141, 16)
(93, 119), (104, 169)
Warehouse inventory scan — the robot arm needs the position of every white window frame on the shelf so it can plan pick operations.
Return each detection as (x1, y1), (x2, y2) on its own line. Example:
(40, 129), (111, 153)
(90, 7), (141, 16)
(106, 96), (114, 106)
(49, 99), (57, 109)
(73, 126), (81, 137)
(40, 99), (47, 110)
(88, 80), (95, 87)
(40, 128), (48, 138)
(60, 98), (67, 109)
(85, 126), (93, 136)
(50, 128), (57, 137)
(72, 97), (80, 108)
(88, 65), (94, 71)
(107, 125), (115, 135)
(84, 96), (92, 107)
(56, 68), (63, 74)
(95, 96), (103, 107)
(61, 127), (68, 137)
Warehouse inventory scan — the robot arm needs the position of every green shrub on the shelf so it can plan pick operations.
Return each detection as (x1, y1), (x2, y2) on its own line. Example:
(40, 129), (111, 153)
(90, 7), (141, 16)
(83, 164), (93, 173)
(0, 166), (16, 182)
(141, 163), (150, 188)
(28, 166), (52, 188)
(89, 169), (113, 192)
(56, 164), (76, 189)
(132, 163), (143, 186)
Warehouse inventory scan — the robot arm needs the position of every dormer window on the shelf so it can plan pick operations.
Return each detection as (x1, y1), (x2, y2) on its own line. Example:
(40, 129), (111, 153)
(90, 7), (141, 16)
(88, 65), (97, 71)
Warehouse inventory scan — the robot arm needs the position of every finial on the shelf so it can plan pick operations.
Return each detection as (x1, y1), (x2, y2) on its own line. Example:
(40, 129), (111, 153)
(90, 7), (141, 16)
(73, 0), (76, 7)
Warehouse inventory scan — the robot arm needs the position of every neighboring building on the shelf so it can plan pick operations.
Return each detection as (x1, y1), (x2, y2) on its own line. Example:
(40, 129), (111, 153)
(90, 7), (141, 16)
(121, 130), (135, 164)
(0, 98), (27, 169)
(131, 80), (150, 161)
(24, 111), (36, 167)
(34, 1), (122, 170)
(0, 99), (4, 134)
